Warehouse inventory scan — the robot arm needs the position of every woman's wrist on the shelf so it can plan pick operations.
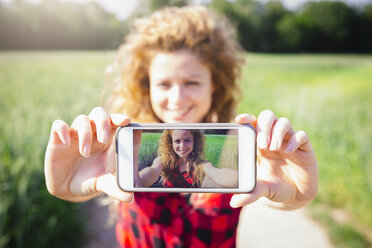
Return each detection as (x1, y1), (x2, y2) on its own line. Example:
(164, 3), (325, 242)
(265, 198), (312, 210)
(57, 192), (102, 203)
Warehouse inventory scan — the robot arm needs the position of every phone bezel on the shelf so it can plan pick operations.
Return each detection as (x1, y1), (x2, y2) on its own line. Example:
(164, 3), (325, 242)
(116, 123), (256, 193)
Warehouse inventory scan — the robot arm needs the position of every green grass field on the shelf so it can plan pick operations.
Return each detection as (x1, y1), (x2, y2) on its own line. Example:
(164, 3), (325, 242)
(0, 51), (112, 247)
(1, 51), (371, 247)
(239, 54), (372, 247)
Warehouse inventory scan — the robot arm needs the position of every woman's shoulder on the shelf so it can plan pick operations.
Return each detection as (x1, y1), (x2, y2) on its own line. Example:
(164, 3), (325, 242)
(152, 156), (163, 168)
(201, 160), (213, 166)
(200, 160), (215, 170)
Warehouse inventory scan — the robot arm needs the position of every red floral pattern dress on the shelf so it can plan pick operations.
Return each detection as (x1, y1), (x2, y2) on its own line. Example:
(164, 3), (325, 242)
(116, 166), (241, 247)
(162, 166), (200, 188)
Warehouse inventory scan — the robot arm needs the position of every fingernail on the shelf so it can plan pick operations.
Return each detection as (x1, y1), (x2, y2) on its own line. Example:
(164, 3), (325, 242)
(257, 133), (268, 148)
(100, 130), (110, 144)
(83, 144), (90, 157)
(128, 195), (135, 204)
(230, 202), (238, 208)
(230, 196), (239, 208)
(65, 135), (71, 145)
(269, 140), (277, 151)
(285, 143), (294, 153)
(111, 114), (127, 125)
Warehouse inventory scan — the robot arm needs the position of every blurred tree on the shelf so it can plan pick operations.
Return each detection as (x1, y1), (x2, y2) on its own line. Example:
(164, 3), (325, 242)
(124, 0), (189, 23)
(351, 4), (372, 52)
(277, 13), (318, 52)
(210, 0), (288, 52)
(150, 0), (189, 11)
(259, 1), (287, 52)
(299, 1), (355, 52)
(210, 0), (259, 51)
(1, 0), (371, 52)
(0, 0), (127, 49)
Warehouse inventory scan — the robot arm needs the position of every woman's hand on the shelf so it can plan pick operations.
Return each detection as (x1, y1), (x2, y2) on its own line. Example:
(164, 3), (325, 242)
(44, 107), (134, 203)
(202, 162), (238, 188)
(230, 110), (318, 209)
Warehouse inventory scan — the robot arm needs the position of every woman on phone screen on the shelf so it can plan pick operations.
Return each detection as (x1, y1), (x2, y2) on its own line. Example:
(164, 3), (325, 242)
(136, 129), (238, 189)
(45, 6), (318, 248)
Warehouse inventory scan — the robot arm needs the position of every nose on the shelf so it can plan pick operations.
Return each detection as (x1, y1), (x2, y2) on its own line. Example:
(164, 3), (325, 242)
(179, 141), (185, 149)
(168, 85), (185, 105)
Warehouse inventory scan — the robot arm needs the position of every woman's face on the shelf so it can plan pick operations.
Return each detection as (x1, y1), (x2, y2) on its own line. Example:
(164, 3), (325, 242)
(171, 130), (194, 158)
(149, 49), (213, 123)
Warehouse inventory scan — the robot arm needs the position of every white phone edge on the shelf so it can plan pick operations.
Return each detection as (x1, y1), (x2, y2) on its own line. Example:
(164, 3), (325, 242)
(116, 123), (256, 193)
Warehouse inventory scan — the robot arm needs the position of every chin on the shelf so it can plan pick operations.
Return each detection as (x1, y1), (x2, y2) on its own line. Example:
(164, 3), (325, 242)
(169, 116), (201, 123)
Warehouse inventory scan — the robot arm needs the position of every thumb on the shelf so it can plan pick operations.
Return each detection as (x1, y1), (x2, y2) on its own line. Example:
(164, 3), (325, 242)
(230, 179), (268, 208)
(96, 174), (134, 202)
(235, 113), (257, 128)
(110, 114), (131, 127)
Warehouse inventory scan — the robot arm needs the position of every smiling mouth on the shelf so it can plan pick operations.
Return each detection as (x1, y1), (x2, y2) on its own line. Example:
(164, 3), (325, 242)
(168, 106), (193, 120)
(178, 149), (189, 156)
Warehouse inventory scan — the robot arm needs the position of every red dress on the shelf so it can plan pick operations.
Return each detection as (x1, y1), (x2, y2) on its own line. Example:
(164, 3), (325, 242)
(116, 167), (241, 247)
(162, 165), (200, 188)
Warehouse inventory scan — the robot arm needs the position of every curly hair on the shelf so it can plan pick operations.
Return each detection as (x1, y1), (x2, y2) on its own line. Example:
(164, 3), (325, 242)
(158, 129), (206, 186)
(105, 5), (244, 123)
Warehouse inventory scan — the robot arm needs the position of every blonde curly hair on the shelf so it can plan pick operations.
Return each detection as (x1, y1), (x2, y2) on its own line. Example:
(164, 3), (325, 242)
(105, 5), (244, 122)
(158, 129), (206, 186)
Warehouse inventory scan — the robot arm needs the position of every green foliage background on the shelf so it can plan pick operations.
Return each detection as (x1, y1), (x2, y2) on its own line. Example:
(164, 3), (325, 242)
(210, 0), (372, 53)
(1, 0), (372, 52)
(0, 0), (127, 50)
(1, 51), (371, 247)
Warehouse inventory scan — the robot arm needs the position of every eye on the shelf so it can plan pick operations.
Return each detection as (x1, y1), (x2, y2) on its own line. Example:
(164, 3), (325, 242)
(185, 81), (200, 87)
(156, 82), (171, 90)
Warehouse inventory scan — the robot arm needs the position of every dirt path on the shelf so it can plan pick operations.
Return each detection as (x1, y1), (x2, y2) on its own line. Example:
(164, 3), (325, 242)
(237, 198), (333, 248)
(81, 200), (117, 248)
(81, 198), (333, 248)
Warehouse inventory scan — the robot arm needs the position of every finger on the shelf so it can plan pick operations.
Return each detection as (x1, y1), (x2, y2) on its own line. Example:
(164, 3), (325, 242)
(285, 130), (311, 154)
(51, 119), (71, 145)
(71, 115), (93, 158)
(133, 129), (142, 146)
(89, 107), (111, 144)
(269, 117), (293, 151)
(256, 110), (277, 149)
(110, 113), (131, 127)
(230, 179), (269, 208)
(235, 113), (257, 128)
(96, 174), (134, 202)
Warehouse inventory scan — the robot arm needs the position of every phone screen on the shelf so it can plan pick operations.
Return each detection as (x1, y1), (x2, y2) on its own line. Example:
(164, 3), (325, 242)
(134, 128), (239, 189)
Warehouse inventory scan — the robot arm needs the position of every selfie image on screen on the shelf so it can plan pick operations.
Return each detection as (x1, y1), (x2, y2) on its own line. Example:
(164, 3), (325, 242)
(134, 129), (238, 188)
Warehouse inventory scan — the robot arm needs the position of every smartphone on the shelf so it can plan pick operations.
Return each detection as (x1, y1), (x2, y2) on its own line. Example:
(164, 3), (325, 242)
(116, 123), (256, 193)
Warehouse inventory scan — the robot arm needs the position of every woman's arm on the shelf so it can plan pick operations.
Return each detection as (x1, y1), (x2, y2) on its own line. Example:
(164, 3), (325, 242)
(202, 162), (238, 188)
(137, 157), (163, 187)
